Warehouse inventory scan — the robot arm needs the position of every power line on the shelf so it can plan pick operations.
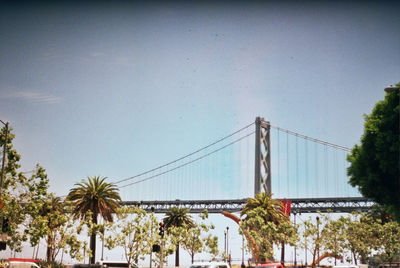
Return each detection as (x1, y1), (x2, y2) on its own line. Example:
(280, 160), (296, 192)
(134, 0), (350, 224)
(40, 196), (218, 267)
(114, 122), (254, 184)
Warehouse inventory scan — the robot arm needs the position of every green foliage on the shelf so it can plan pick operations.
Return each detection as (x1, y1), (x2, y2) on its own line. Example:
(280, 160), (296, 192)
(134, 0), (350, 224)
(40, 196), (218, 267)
(67, 176), (121, 264)
(321, 215), (347, 264)
(176, 210), (219, 263)
(163, 206), (195, 266)
(240, 192), (298, 261)
(37, 260), (66, 268)
(347, 85), (400, 221)
(163, 207), (195, 230)
(0, 125), (90, 263)
(376, 220), (400, 264)
(104, 206), (157, 266)
(299, 212), (400, 266)
(0, 126), (51, 253)
(67, 176), (121, 223)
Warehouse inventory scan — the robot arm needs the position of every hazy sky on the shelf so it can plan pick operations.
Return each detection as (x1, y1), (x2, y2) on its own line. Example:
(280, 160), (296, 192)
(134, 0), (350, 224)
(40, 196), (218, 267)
(0, 0), (399, 264)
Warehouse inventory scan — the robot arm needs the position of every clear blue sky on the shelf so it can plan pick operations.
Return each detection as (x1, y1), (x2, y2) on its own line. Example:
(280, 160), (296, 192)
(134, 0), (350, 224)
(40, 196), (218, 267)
(0, 0), (399, 264)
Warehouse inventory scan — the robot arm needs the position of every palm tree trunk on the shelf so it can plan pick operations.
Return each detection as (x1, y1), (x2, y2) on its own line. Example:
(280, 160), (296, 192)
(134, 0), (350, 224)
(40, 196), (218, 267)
(47, 232), (54, 262)
(280, 242), (285, 265)
(90, 213), (98, 264)
(175, 242), (180, 267)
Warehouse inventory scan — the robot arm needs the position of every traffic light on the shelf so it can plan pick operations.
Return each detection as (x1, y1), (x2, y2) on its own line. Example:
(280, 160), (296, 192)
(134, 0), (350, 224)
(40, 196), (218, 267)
(1, 218), (9, 233)
(158, 222), (164, 237)
(152, 244), (160, 252)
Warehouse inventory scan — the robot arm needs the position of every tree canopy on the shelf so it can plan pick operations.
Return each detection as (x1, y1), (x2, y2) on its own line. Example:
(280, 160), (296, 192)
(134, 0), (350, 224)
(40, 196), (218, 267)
(163, 207), (194, 267)
(67, 176), (121, 264)
(347, 84), (400, 221)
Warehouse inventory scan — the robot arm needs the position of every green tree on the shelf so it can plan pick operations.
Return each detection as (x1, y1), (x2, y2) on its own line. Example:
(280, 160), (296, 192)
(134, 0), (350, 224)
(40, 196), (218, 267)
(177, 210), (219, 263)
(0, 125), (50, 253)
(105, 206), (157, 266)
(340, 213), (381, 265)
(163, 207), (194, 267)
(240, 192), (297, 262)
(67, 176), (121, 264)
(376, 220), (400, 265)
(347, 84), (400, 221)
(28, 194), (66, 262)
(241, 192), (285, 224)
(322, 216), (347, 265)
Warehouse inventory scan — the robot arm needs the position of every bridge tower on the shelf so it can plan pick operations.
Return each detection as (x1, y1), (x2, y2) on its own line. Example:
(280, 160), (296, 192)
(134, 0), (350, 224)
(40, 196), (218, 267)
(254, 117), (272, 196)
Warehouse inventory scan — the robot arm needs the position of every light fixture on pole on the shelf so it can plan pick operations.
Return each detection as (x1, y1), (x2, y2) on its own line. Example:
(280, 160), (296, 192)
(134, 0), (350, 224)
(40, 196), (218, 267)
(241, 236), (245, 268)
(226, 227), (229, 255)
(224, 229), (227, 260)
(226, 227), (230, 265)
(317, 217), (320, 266)
(294, 213), (297, 268)
(0, 120), (9, 203)
(150, 206), (155, 268)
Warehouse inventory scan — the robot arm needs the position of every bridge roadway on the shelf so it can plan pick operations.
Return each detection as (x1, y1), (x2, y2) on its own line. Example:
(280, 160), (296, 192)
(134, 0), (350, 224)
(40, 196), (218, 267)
(121, 197), (374, 214)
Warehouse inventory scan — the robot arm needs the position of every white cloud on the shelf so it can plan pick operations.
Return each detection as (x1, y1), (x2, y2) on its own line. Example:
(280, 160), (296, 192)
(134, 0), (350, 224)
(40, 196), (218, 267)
(0, 90), (61, 104)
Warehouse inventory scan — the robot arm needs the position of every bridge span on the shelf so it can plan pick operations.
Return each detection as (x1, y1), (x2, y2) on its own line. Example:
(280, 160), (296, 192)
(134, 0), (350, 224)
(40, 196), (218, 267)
(121, 197), (374, 214)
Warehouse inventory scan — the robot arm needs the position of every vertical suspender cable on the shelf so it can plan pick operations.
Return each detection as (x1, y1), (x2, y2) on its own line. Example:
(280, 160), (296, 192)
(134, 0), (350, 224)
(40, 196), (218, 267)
(286, 131), (290, 197)
(305, 139), (309, 198)
(296, 135), (299, 198)
(324, 145), (328, 197)
(334, 148), (338, 197)
(277, 129), (280, 196)
(315, 142), (318, 197)
(246, 133), (250, 197)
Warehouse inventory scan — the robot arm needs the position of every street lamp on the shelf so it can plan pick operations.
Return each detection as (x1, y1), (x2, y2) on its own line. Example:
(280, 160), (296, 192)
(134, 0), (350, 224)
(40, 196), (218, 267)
(294, 213), (297, 268)
(226, 227), (229, 260)
(241, 236), (245, 268)
(150, 206), (155, 268)
(224, 229), (227, 261)
(316, 216), (320, 267)
(0, 120), (9, 202)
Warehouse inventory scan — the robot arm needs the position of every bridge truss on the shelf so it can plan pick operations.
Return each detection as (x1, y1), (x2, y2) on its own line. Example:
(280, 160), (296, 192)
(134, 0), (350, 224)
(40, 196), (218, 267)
(121, 197), (374, 214)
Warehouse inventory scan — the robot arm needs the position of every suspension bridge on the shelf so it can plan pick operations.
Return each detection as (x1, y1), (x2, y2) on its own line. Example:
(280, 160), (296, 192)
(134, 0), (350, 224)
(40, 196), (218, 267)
(115, 117), (373, 213)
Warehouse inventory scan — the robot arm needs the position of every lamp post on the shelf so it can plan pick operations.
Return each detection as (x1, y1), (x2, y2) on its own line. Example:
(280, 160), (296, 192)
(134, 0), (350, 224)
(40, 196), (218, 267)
(241, 236), (245, 268)
(294, 213), (297, 268)
(0, 120), (9, 202)
(226, 227), (230, 265)
(224, 229), (227, 260)
(150, 207), (155, 268)
(316, 216), (320, 267)
(226, 227), (229, 259)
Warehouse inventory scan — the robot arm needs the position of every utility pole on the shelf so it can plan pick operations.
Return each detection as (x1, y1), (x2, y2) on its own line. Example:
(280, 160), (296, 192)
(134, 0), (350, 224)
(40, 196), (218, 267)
(294, 213), (297, 268)
(316, 216), (320, 267)
(160, 239), (164, 268)
(0, 120), (9, 202)
(150, 207), (155, 268)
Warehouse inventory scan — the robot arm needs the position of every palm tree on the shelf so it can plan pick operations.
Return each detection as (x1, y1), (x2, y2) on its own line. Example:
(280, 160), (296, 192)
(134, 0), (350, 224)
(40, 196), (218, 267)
(241, 191), (286, 263)
(67, 176), (121, 264)
(163, 207), (194, 267)
(241, 192), (285, 224)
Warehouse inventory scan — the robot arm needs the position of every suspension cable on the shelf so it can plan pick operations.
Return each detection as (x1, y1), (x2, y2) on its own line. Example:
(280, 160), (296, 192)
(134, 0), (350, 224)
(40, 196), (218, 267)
(114, 122), (254, 184)
(118, 132), (255, 189)
(267, 123), (351, 151)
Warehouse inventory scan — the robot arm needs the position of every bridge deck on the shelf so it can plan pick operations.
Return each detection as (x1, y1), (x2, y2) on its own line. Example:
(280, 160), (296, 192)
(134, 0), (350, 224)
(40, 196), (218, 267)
(121, 197), (374, 214)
